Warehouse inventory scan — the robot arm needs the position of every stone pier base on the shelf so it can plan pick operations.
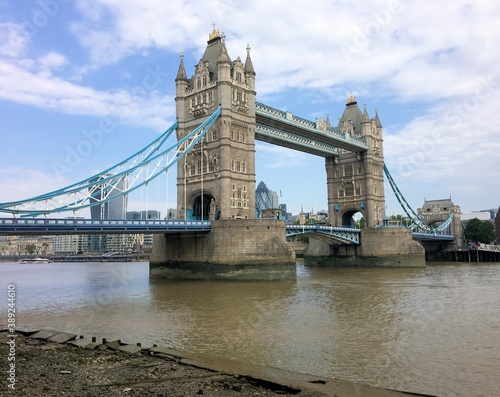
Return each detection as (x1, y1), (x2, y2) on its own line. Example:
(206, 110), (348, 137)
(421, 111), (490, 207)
(150, 219), (296, 280)
(304, 227), (425, 268)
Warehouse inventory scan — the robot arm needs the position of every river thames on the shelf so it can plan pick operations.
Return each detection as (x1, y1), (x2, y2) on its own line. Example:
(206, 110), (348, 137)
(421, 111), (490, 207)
(1, 260), (498, 397)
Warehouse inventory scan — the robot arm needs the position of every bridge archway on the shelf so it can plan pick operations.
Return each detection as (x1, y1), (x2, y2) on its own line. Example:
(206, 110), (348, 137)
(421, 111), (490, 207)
(191, 192), (215, 221)
(341, 210), (364, 228)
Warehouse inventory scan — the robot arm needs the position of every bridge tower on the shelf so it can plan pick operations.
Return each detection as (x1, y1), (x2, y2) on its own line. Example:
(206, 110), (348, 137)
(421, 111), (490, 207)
(175, 26), (256, 221)
(151, 27), (295, 280)
(325, 95), (385, 228)
(417, 198), (464, 250)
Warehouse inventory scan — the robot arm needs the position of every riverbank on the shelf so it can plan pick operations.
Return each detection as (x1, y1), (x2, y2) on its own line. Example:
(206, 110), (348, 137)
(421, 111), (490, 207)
(1, 328), (431, 396)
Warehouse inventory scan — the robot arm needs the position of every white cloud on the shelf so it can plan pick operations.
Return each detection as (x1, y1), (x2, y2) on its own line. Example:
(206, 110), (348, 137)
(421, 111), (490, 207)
(256, 142), (310, 169)
(0, 57), (175, 130)
(38, 51), (68, 76)
(0, 22), (29, 58)
(0, 167), (70, 204)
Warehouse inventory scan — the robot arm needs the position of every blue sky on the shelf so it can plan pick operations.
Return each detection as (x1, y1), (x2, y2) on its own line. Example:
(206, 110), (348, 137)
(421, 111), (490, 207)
(0, 0), (499, 218)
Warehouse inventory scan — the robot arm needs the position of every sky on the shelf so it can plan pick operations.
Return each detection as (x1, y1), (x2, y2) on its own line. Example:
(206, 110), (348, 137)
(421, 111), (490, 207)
(0, 0), (499, 219)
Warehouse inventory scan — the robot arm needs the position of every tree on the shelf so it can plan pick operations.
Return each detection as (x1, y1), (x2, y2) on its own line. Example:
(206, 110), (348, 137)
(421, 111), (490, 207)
(464, 218), (495, 244)
(26, 244), (36, 255)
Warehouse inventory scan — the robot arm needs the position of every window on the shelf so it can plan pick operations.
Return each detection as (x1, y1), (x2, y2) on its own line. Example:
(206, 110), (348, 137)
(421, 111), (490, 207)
(345, 165), (353, 177)
(346, 187), (354, 196)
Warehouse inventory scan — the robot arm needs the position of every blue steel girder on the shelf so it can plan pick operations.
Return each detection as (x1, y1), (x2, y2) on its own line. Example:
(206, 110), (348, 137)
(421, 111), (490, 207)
(256, 102), (368, 153)
(0, 106), (222, 217)
(286, 225), (360, 244)
(383, 164), (456, 235)
(255, 124), (339, 157)
(412, 232), (455, 241)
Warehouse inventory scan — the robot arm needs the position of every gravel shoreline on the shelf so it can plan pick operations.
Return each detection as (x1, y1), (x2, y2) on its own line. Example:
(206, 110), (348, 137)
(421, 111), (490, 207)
(1, 329), (430, 396)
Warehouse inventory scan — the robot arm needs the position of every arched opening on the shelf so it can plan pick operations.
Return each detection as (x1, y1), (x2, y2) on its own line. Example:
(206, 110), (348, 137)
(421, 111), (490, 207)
(192, 193), (214, 221)
(342, 210), (364, 228)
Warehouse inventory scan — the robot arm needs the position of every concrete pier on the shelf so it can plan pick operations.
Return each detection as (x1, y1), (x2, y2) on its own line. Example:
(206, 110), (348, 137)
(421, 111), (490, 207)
(304, 227), (426, 267)
(150, 219), (296, 280)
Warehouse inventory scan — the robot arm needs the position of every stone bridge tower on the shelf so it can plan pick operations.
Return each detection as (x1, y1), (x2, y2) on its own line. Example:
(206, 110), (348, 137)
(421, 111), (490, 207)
(325, 95), (385, 228)
(175, 26), (256, 221)
(417, 198), (464, 247)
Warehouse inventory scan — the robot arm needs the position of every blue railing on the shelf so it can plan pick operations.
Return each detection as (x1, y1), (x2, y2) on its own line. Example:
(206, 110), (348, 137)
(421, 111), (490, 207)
(286, 224), (361, 244)
(0, 218), (211, 235)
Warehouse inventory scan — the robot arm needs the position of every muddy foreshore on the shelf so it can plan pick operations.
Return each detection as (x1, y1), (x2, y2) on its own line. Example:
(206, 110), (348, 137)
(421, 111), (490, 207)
(1, 328), (432, 396)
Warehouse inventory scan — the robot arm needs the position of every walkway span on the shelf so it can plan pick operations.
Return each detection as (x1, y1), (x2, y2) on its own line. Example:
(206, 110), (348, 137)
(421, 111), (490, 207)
(255, 102), (368, 156)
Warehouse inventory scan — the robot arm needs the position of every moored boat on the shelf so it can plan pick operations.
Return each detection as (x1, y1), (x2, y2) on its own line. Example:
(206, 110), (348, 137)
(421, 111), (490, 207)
(18, 257), (51, 264)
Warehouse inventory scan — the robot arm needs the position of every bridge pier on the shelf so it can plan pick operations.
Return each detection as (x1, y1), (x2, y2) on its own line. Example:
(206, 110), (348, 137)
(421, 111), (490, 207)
(303, 228), (425, 267)
(150, 219), (296, 280)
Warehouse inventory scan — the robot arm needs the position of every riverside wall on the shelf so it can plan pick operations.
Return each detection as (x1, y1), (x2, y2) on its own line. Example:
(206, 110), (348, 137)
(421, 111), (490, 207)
(150, 219), (296, 280)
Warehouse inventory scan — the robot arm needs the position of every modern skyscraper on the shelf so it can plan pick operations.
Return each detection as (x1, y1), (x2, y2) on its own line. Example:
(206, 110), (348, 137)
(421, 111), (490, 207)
(89, 174), (128, 220)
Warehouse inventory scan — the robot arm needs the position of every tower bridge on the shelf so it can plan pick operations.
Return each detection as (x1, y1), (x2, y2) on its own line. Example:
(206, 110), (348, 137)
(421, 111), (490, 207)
(0, 26), (463, 278)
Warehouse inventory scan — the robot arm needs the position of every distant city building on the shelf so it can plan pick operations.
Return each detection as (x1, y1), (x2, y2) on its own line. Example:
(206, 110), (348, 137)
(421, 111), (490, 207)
(256, 181), (273, 212)
(89, 174), (128, 220)
(126, 210), (161, 220)
(271, 190), (279, 209)
(480, 208), (497, 220)
(0, 235), (52, 256)
(461, 212), (491, 221)
(256, 181), (283, 219)
(279, 204), (288, 220)
(52, 234), (88, 255)
(495, 207), (500, 242)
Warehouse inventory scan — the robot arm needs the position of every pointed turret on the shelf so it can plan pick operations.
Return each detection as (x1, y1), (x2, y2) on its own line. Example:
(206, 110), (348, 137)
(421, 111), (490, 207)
(361, 102), (371, 136)
(325, 113), (332, 128)
(217, 40), (231, 64)
(362, 103), (370, 123)
(175, 52), (189, 116)
(217, 40), (231, 82)
(244, 44), (255, 76)
(374, 108), (383, 128)
(175, 52), (188, 82)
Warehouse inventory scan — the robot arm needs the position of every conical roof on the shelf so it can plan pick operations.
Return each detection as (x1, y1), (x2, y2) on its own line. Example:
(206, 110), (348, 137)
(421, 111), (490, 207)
(336, 94), (363, 134)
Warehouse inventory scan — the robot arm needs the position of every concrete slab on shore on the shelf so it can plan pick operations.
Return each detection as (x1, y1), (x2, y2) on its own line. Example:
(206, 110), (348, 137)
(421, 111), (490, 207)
(68, 339), (92, 348)
(175, 351), (431, 397)
(118, 344), (143, 354)
(30, 329), (60, 340)
(47, 331), (77, 344)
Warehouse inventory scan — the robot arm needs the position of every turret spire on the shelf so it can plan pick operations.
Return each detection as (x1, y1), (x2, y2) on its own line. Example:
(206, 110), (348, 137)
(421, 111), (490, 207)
(244, 44), (256, 76)
(175, 52), (188, 81)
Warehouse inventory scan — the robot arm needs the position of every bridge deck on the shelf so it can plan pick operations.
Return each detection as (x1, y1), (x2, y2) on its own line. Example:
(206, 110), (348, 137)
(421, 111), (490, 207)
(0, 218), (211, 235)
(255, 102), (368, 154)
